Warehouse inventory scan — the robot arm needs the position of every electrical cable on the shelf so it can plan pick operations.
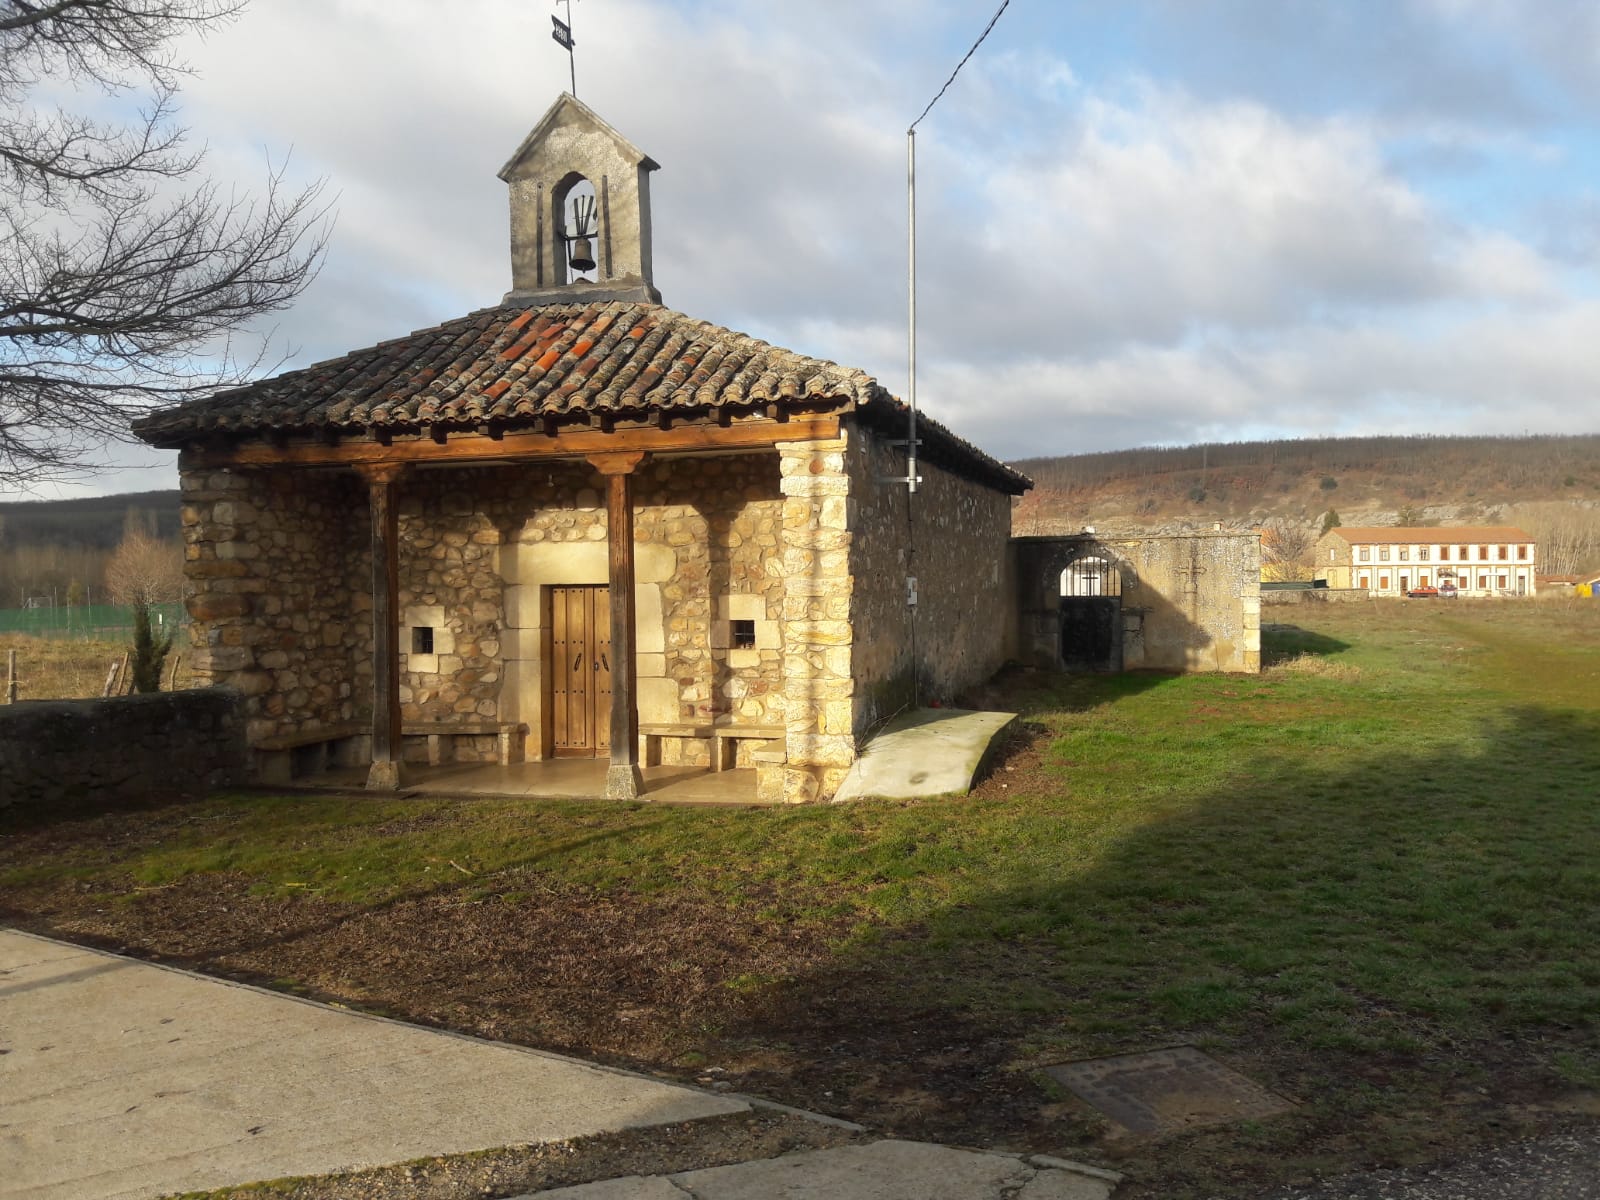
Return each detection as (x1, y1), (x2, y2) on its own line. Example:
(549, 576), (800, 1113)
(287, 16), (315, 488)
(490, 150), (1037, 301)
(910, 0), (1012, 132)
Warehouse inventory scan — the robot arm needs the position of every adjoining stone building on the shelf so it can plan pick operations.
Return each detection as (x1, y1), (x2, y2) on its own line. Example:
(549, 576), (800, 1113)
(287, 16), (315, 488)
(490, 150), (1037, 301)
(1012, 531), (1262, 674)
(135, 94), (1028, 803)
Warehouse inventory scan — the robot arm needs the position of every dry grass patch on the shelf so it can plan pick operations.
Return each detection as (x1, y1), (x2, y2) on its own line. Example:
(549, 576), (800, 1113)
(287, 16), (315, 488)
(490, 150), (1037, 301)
(1268, 652), (1364, 682)
(2, 633), (198, 700)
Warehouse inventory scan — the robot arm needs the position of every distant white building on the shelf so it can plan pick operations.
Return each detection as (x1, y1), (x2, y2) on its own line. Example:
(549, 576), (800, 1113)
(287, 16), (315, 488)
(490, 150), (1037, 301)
(1315, 526), (1537, 597)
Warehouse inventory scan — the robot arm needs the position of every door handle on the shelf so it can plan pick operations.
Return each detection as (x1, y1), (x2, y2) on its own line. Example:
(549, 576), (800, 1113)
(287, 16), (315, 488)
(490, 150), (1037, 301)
(573, 652), (583, 672)
(597, 651), (610, 672)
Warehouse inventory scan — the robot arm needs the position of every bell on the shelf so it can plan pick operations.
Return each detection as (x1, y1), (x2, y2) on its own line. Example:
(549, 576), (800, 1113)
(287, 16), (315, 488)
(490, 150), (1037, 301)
(568, 235), (596, 273)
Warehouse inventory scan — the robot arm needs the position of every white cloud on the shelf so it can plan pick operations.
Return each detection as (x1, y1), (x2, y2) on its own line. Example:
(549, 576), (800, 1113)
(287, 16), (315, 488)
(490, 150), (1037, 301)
(7, 0), (1597, 500)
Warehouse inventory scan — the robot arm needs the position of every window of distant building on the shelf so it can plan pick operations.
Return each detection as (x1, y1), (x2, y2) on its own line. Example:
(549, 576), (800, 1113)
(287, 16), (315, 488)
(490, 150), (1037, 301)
(1359, 545), (1371, 561)
(1359, 573), (1371, 589)
(1518, 544), (1529, 560)
(1480, 544), (1489, 559)
(1379, 573), (1390, 589)
(1498, 573), (1508, 589)
(1459, 545), (1469, 560)
(1497, 545), (1508, 561)
(1479, 572), (1489, 589)
(1379, 546), (1391, 561)
(1440, 545), (1451, 561)
(1419, 546), (1430, 562)
(1399, 547), (1410, 561)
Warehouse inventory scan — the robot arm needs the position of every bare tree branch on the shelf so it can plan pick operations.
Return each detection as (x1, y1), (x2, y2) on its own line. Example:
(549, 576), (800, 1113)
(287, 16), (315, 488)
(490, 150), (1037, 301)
(104, 523), (181, 604)
(0, 0), (328, 484)
(1262, 516), (1316, 582)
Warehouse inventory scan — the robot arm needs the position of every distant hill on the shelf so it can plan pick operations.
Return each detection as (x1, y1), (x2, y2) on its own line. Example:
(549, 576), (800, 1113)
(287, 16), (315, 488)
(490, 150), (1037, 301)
(1009, 434), (1600, 535)
(0, 489), (181, 550)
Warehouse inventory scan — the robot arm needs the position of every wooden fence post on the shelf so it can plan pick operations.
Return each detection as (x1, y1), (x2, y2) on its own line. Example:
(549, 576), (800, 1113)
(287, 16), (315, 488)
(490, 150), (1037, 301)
(5, 648), (17, 704)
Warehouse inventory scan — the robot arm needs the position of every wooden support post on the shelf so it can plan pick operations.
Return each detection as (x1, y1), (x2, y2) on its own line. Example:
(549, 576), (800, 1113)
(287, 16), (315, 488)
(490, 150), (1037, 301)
(5, 648), (17, 703)
(359, 463), (407, 790)
(588, 450), (648, 800)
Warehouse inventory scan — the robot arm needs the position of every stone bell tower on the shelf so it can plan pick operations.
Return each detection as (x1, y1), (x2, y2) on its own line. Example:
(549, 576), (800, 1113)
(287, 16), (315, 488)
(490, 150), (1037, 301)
(498, 93), (661, 304)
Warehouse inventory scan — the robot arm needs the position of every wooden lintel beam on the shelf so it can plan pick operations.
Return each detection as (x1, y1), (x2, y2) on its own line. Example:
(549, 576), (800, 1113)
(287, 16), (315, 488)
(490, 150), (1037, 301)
(185, 415), (842, 470)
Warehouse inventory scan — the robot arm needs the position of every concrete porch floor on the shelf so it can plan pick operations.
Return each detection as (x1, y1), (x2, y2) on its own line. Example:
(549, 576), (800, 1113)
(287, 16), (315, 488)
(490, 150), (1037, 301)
(305, 759), (765, 805)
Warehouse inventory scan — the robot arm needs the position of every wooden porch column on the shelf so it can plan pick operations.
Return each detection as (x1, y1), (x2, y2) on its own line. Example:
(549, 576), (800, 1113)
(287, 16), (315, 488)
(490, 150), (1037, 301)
(588, 451), (648, 800)
(358, 463), (407, 790)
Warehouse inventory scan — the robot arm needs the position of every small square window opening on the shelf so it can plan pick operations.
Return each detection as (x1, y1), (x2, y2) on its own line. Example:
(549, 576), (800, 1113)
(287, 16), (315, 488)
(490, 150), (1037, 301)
(411, 626), (435, 655)
(730, 619), (756, 649)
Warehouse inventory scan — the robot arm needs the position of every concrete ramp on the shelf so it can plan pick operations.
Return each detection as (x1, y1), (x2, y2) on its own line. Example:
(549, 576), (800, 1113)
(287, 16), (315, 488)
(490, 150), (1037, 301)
(832, 708), (1017, 803)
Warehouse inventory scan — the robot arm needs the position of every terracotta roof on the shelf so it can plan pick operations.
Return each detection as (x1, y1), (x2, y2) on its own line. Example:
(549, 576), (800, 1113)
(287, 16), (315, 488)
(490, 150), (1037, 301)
(134, 299), (1030, 494)
(1326, 526), (1534, 545)
(135, 301), (882, 440)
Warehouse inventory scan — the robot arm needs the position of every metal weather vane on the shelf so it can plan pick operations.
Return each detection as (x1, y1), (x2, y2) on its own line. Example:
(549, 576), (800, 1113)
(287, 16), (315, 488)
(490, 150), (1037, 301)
(552, 0), (578, 96)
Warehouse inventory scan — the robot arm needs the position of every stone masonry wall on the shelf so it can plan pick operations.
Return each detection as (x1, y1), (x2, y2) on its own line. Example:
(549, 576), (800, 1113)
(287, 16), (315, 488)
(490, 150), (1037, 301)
(846, 424), (1014, 726)
(396, 470), (508, 758)
(181, 468), (370, 746)
(486, 454), (785, 762)
(777, 434), (854, 802)
(0, 690), (246, 816)
(1116, 533), (1261, 672)
(181, 457), (785, 763)
(776, 422), (1014, 803)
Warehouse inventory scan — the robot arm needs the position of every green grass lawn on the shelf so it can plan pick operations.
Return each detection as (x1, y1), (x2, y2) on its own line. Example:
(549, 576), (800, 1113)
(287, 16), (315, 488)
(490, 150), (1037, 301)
(4, 595), (1598, 1195)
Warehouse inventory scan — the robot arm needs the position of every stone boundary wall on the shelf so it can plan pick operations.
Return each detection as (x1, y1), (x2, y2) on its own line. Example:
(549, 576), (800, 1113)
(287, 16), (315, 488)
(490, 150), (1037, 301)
(0, 689), (246, 816)
(1262, 588), (1370, 606)
(1013, 533), (1262, 673)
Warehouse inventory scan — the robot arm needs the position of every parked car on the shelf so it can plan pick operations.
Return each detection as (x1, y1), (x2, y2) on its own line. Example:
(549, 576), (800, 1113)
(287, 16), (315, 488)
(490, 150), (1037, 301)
(1407, 585), (1440, 598)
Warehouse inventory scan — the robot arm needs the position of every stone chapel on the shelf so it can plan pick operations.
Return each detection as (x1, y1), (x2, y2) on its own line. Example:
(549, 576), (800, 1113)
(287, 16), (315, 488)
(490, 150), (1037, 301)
(135, 93), (1030, 803)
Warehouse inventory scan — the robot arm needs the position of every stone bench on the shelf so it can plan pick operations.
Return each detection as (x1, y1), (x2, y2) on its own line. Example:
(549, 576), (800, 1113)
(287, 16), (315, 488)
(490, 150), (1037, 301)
(638, 720), (787, 774)
(639, 721), (712, 767)
(402, 720), (528, 767)
(252, 721), (365, 785)
(711, 720), (785, 772)
(252, 720), (527, 783)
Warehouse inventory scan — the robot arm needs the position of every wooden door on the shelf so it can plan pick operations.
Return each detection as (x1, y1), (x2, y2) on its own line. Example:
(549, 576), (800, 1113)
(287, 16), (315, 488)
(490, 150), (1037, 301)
(549, 585), (612, 756)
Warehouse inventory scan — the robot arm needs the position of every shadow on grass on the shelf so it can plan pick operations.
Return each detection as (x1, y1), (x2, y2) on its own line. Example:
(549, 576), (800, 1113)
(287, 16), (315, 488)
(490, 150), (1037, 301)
(1261, 624), (1351, 665)
(725, 703), (1600, 1186)
(972, 664), (1179, 717)
(0, 793), (685, 966)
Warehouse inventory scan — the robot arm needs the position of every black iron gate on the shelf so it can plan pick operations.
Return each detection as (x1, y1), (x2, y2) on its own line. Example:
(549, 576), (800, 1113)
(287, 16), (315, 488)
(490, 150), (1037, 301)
(1059, 557), (1121, 671)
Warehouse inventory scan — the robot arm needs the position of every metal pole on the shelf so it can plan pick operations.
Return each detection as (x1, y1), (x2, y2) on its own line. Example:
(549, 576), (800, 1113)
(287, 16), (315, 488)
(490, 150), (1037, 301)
(906, 129), (919, 495)
(565, 0), (577, 96)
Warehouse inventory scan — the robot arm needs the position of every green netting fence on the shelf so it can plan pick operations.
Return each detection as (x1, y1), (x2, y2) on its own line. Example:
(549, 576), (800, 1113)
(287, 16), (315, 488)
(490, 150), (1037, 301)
(0, 604), (187, 643)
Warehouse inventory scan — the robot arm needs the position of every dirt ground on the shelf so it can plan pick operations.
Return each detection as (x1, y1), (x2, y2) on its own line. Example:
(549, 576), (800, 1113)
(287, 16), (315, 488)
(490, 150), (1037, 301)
(3, 761), (1595, 1200)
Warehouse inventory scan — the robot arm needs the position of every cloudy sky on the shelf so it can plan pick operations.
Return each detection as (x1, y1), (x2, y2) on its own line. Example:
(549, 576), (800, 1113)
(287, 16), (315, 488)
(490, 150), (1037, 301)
(14, 0), (1600, 498)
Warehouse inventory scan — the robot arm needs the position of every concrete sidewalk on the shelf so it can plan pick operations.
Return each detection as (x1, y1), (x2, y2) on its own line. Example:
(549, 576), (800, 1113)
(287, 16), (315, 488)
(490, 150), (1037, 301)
(0, 929), (746, 1200)
(520, 1140), (1122, 1199)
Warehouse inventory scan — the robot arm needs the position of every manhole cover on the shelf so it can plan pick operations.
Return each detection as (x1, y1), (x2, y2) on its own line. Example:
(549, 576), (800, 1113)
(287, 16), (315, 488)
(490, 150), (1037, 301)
(1044, 1046), (1293, 1135)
